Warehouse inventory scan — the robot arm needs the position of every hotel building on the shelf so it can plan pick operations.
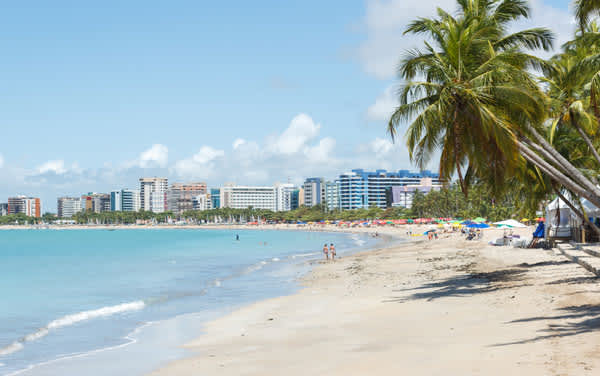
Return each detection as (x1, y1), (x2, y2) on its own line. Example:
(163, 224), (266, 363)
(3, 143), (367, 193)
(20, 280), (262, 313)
(220, 185), (277, 211)
(385, 178), (443, 209)
(325, 181), (341, 211)
(210, 188), (221, 209)
(338, 169), (442, 210)
(8, 196), (42, 217)
(57, 197), (82, 218)
(302, 177), (325, 207)
(81, 193), (111, 213)
(192, 193), (212, 211)
(275, 183), (297, 212)
(168, 182), (207, 215)
(140, 177), (168, 213)
(121, 189), (141, 212)
(110, 191), (122, 211)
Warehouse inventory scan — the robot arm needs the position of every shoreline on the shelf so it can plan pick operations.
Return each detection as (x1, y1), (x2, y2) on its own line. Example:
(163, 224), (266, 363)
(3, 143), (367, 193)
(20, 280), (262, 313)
(149, 226), (600, 376)
(3, 227), (383, 376)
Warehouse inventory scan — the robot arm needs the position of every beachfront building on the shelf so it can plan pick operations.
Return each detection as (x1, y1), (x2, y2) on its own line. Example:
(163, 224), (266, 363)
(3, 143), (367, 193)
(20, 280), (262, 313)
(57, 197), (82, 218)
(121, 189), (141, 212)
(338, 169), (442, 210)
(0, 203), (8, 216)
(140, 177), (168, 213)
(325, 181), (341, 211)
(220, 184), (277, 210)
(7, 196), (42, 217)
(81, 193), (111, 213)
(303, 177), (325, 207)
(385, 178), (443, 208)
(192, 193), (212, 211)
(290, 189), (300, 210)
(110, 191), (122, 211)
(275, 183), (297, 212)
(298, 187), (305, 206)
(167, 182), (207, 215)
(210, 188), (220, 209)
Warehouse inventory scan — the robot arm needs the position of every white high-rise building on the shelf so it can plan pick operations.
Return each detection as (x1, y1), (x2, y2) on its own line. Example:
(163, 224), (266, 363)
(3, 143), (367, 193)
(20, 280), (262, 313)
(121, 189), (141, 212)
(57, 197), (82, 218)
(275, 183), (297, 212)
(302, 178), (325, 207)
(192, 194), (212, 211)
(220, 185), (276, 210)
(325, 181), (341, 211)
(139, 177), (168, 213)
(110, 191), (122, 211)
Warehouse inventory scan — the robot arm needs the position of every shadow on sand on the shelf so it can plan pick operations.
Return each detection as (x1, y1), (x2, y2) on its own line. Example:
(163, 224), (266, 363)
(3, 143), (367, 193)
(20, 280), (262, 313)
(383, 269), (527, 303)
(491, 304), (600, 346)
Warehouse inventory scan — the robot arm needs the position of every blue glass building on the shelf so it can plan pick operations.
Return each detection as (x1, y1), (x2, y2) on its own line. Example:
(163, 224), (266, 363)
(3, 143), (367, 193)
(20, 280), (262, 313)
(210, 188), (221, 209)
(338, 169), (441, 209)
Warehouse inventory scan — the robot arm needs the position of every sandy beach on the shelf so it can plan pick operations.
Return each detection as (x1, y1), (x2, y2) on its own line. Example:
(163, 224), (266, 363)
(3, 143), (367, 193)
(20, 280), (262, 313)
(145, 226), (600, 375)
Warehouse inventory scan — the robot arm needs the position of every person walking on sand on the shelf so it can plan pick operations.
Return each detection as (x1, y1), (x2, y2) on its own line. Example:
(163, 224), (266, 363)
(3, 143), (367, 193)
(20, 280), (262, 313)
(329, 243), (336, 260)
(323, 243), (329, 260)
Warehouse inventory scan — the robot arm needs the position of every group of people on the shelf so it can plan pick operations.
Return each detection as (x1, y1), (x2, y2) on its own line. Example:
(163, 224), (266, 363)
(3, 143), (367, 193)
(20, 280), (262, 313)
(322, 243), (336, 260)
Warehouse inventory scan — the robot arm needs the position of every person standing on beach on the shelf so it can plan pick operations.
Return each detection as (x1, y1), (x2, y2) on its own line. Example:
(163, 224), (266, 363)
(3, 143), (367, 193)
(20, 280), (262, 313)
(330, 243), (336, 260)
(323, 243), (329, 260)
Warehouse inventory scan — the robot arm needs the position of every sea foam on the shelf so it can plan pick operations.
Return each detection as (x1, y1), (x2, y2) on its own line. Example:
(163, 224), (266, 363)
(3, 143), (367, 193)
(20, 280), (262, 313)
(0, 301), (145, 357)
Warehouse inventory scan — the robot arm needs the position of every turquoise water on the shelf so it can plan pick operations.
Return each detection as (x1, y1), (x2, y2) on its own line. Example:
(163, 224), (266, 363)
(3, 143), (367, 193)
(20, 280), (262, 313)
(0, 229), (374, 375)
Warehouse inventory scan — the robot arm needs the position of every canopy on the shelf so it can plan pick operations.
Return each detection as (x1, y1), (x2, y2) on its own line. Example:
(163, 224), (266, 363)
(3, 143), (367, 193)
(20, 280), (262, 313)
(467, 223), (490, 229)
(493, 219), (526, 228)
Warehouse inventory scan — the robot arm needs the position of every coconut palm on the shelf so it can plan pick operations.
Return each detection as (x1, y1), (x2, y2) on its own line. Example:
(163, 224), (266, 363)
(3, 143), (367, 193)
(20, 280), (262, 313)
(388, 0), (552, 196)
(575, 0), (600, 30)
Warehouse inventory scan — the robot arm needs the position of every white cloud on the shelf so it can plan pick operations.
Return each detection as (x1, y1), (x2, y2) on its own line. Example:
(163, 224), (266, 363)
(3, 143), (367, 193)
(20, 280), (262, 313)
(232, 138), (246, 149)
(172, 146), (225, 177)
(356, 0), (573, 80)
(37, 160), (67, 175)
(367, 86), (398, 122)
(267, 113), (320, 155)
(0, 153), (4, 168)
(138, 144), (168, 168)
(304, 137), (336, 163)
(357, 0), (455, 79)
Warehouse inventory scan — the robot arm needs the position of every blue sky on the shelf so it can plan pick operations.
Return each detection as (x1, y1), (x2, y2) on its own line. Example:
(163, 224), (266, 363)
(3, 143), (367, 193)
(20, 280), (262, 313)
(0, 0), (574, 211)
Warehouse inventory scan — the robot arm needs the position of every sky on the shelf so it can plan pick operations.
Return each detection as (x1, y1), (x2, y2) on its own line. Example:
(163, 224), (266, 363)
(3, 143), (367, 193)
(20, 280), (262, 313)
(0, 0), (574, 211)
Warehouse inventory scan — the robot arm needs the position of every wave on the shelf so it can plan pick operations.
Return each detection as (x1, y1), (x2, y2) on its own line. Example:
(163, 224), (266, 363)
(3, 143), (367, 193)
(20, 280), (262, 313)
(291, 252), (319, 259)
(0, 301), (145, 358)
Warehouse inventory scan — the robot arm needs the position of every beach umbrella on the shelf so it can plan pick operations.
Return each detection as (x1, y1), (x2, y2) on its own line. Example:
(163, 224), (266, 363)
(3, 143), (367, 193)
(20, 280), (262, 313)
(472, 217), (486, 223)
(520, 218), (529, 222)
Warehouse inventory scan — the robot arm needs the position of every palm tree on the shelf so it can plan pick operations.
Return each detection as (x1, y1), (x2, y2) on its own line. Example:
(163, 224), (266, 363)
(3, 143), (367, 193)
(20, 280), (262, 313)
(575, 0), (600, 30)
(389, 0), (552, 196)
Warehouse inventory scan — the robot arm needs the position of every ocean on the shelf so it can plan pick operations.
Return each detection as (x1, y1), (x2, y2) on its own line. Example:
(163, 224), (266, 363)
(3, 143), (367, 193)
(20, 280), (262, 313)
(0, 228), (377, 375)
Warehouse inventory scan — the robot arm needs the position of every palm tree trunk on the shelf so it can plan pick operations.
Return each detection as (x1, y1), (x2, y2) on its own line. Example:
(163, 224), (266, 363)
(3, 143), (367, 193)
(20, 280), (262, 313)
(555, 188), (600, 239)
(570, 116), (600, 167)
(453, 109), (467, 197)
(519, 142), (600, 208)
(522, 124), (600, 198)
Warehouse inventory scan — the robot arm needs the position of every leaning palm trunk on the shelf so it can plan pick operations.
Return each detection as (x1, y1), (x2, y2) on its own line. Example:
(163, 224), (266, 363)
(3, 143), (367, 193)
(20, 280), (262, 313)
(570, 116), (600, 167)
(518, 141), (600, 208)
(555, 189), (600, 238)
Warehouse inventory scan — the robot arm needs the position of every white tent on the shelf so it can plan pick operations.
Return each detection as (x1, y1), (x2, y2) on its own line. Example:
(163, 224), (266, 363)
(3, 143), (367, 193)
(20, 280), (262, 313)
(492, 219), (527, 228)
(546, 196), (572, 238)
